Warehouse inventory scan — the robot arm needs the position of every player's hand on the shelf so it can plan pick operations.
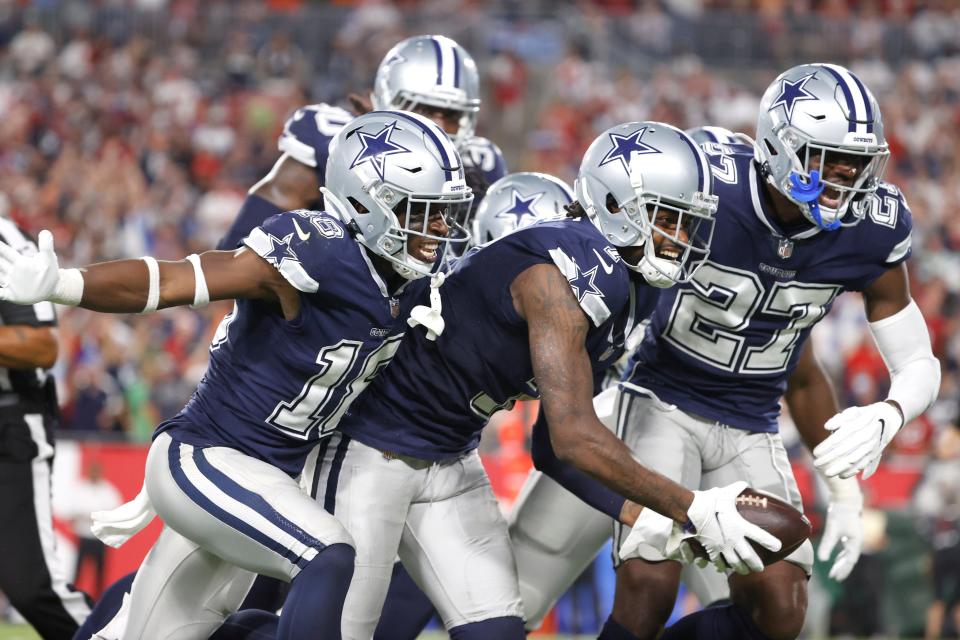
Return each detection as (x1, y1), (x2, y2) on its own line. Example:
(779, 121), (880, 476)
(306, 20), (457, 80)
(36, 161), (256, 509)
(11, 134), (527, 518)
(619, 507), (695, 565)
(813, 402), (904, 479)
(817, 499), (863, 581)
(688, 481), (782, 575)
(347, 92), (373, 116)
(0, 230), (61, 305)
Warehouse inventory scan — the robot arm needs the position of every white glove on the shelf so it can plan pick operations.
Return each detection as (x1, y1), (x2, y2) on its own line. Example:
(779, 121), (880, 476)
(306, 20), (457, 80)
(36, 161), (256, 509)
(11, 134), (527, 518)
(0, 229), (60, 304)
(687, 481), (782, 575)
(619, 507), (696, 565)
(813, 402), (904, 479)
(816, 474), (863, 581)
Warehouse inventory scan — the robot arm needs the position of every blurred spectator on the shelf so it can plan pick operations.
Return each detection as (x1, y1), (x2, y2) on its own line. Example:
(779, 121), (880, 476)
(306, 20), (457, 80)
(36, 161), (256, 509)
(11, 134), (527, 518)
(914, 425), (960, 639)
(58, 461), (123, 599)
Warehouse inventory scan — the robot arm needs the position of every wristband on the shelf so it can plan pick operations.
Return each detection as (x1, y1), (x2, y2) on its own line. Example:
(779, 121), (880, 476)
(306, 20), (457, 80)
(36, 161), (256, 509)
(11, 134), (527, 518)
(50, 268), (84, 306)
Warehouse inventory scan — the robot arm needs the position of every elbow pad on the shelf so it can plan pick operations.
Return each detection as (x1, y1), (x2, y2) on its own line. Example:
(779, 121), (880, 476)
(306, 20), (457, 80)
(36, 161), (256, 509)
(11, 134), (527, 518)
(869, 299), (941, 423)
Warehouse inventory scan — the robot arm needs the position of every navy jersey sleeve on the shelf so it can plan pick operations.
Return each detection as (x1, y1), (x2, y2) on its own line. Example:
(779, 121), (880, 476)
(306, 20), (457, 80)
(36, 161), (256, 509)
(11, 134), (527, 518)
(460, 136), (508, 184)
(529, 410), (625, 521)
(848, 181), (914, 290)
(242, 210), (351, 293)
(277, 103), (353, 182)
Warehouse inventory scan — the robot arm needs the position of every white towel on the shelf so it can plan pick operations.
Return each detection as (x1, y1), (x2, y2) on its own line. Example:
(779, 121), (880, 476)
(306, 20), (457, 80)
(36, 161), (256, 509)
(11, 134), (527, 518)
(91, 486), (156, 548)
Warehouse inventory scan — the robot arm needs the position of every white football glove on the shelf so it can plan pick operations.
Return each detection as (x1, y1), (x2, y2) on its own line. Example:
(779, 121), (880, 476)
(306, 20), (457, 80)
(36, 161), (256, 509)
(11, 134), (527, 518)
(618, 507), (696, 566)
(687, 481), (782, 575)
(813, 402), (903, 479)
(816, 474), (863, 581)
(0, 229), (60, 305)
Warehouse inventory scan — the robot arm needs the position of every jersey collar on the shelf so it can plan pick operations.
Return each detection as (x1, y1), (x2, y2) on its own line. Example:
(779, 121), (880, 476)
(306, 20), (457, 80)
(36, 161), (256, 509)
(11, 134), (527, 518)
(749, 161), (821, 241)
(355, 240), (408, 298)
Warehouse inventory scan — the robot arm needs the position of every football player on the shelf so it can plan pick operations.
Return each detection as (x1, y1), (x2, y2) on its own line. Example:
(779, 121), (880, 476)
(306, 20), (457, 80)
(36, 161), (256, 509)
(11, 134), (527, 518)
(468, 171), (575, 247)
(295, 121), (784, 640)
(218, 34), (506, 252)
(0, 111), (472, 640)
(601, 64), (939, 640)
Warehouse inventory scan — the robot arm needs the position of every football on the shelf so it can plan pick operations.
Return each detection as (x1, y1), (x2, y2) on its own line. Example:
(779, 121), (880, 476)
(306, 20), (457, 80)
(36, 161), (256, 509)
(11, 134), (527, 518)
(689, 488), (812, 566)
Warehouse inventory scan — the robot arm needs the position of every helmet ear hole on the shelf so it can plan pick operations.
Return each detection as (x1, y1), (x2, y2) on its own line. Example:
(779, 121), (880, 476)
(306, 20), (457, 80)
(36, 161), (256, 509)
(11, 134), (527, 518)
(348, 197), (369, 214)
(763, 138), (779, 156)
(605, 193), (620, 214)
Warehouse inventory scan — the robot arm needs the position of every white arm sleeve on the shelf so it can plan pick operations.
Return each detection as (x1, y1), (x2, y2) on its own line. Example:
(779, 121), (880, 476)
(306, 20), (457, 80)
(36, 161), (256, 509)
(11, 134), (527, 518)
(868, 299), (940, 423)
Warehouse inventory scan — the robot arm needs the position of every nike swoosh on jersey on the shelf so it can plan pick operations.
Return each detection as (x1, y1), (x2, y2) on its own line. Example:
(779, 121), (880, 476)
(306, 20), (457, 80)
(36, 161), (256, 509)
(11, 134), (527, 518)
(292, 218), (311, 242)
(593, 248), (615, 275)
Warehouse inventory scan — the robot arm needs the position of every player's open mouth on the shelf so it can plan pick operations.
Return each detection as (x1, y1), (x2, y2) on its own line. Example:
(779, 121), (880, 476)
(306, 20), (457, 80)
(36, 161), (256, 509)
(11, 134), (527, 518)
(656, 245), (681, 261)
(413, 241), (439, 262)
(819, 186), (842, 209)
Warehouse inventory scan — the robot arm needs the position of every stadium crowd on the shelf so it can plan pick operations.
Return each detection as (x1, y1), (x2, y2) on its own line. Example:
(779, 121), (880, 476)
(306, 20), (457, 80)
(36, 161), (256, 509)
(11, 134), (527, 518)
(0, 0), (958, 635)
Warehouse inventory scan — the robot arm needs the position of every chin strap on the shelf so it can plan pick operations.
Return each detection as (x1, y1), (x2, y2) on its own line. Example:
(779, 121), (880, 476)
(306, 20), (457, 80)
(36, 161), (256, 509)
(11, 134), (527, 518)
(407, 271), (446, 340)
(789, 170), (839, 231)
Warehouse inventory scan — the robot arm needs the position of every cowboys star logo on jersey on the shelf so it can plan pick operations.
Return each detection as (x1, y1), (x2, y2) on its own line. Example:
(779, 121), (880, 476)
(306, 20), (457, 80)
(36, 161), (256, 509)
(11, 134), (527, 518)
(264, 233), (299, 267)
(598, 126), (661, 174)
(349, 121), (412, 181)
(567, 261), (604, 303)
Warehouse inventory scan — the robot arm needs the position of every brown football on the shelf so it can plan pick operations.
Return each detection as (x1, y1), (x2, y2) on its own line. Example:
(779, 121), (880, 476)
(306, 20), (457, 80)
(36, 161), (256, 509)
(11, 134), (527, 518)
(688, 488), (812, 566)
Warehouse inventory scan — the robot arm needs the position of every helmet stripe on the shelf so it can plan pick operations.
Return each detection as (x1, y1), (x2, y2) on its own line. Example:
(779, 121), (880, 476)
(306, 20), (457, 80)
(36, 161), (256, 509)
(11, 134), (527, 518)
(374, 110), (456, 181)
(430, 37), (444, 86)
(847, 72), (874, 133)
(677, 130), (708, 194)
(452, 46), (461, 88)
(821, 64), (869, 134)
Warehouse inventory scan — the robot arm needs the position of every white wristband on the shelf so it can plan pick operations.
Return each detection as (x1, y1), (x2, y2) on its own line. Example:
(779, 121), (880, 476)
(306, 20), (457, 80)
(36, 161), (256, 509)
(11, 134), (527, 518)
(186, 254), (210, 309)
(141, 256), (160, 314)
(50, 268), (84, 306)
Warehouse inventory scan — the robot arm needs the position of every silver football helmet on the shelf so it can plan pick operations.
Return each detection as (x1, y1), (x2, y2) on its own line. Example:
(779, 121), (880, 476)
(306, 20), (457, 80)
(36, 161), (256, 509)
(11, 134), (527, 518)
(323, 110), (473, 280)
(575, 121), (718, 288)
(371, 35), (481, 148)
(470, 172), (573, 247)
(756, 63), (889, 230)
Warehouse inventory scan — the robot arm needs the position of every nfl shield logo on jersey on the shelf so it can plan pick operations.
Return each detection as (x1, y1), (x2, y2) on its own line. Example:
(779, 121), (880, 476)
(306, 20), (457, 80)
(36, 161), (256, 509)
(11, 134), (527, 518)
(389, 297), (400, 318)
(777, 237), (794, 259)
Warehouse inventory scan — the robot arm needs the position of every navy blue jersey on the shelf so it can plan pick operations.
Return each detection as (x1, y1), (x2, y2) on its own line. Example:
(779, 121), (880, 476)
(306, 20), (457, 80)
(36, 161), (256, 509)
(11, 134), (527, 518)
(623, 144), (913, 432)
(277, 103), (353, 181)
(460, 135), (508, 185)
(158, 210), (425, 475)
(340, 217), (659, 460)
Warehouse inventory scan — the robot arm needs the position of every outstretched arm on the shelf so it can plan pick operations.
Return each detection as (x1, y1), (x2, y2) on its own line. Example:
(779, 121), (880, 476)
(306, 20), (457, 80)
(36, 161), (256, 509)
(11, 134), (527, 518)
(0, 231), (298, 317)
(513, 263), (781, 573)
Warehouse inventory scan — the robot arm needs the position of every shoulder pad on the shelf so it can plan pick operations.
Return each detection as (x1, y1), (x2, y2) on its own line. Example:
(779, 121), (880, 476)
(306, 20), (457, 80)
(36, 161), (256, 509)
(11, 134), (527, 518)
(521, 219), (626, 328)
(857, 181), (913, 265)
(278, 103), (353, 169)
(460, 136), (508, 183)
(243, 210), (352, 293)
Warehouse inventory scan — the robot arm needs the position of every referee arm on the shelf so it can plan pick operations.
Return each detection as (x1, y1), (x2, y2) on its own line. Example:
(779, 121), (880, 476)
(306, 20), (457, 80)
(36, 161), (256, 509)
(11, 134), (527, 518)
(0, 320), (57, 369)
